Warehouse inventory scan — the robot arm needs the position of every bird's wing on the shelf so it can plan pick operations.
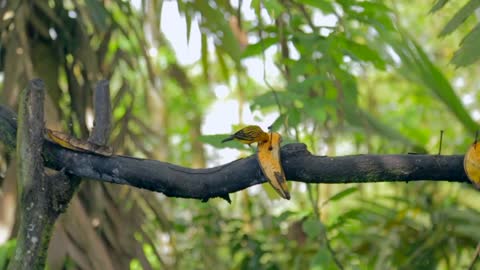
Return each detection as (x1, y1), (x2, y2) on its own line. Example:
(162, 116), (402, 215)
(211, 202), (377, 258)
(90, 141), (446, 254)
(257, 132), (290, 199)
(234, 129), (255, 141)
(464, 142), (480, 189)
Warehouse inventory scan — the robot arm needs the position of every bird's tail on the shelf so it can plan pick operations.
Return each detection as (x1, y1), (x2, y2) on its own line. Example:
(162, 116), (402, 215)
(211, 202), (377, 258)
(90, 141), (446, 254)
(221, 136), (234, 143)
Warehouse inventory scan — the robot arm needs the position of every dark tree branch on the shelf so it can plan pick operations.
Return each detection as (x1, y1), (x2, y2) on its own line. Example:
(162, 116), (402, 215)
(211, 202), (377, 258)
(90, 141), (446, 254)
(88, 80), (111, 145)
(49, 80), (113, 214)
(0, 103), (471, 202)
(8, 79), (54, 270)
(6, 79), (115, 270)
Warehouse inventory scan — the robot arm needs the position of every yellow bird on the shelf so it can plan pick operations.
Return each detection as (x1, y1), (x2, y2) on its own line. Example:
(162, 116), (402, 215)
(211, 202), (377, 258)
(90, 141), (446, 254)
(257, 132), (290, 200)
(221, 125), (269, 146)
(464, 142), (480, 189)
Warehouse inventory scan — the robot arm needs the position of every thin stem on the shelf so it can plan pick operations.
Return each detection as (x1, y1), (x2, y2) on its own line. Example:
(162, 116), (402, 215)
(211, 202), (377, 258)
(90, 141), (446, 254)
(306, 185), (319, 218)
(258, 2), (286, 135)
(438, 130), (444, 155)
(468, 242), (480, 270)
(323, 232), (344, 270)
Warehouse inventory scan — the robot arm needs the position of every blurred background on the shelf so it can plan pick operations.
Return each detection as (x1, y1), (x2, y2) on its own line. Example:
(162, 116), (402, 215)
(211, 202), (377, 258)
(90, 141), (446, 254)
(0, 0), (480, 269)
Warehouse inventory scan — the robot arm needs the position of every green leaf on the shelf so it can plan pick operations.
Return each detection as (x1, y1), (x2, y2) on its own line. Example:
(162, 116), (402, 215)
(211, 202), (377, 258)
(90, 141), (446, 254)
(344, 40), (386, 69)
(185, 7), (193, 43)
(288, 108), (302, 127)
(303, 97), (335, 124)
(430, 0), (449, 13)
(216, 49), (230, 83)
(84, 0), (109, 31)
(32, 0), (64, 27)
(331, 209), (364, 225)
(263, 0), (285, 17)
(297, 0), (335, 14)
(287, 76), (324, 93)
(343, 2), (395, 32)
(386, 31), (479, 134)
(241, 37), (278, 58)
(345, 107), (423, 149)
(310, 249), (334, 270)
(451, 23), (480, 67)
(321, 187), (358, 208)
(199, 134), (252, 150)
(439, 0), (480, 37)
(268, 113), (287, 131)
(192, 2), (242, 65)
(454, 224), (480, 241)
(305, 106), (327, 124)
(438, 207), (480, 225)
(302, 217), (325, 239)
(177, 1), (192, 43)
(409, 37), (478, 133)
(273, 210), (296, 223)
(251, 91), (287, 110)
(0, 239), (16, 269)
(250, 0), (262, 15)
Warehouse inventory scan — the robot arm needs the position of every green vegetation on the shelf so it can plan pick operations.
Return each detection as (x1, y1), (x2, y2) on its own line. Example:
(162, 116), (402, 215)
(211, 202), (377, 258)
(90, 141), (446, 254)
(0, 0), (479, 269)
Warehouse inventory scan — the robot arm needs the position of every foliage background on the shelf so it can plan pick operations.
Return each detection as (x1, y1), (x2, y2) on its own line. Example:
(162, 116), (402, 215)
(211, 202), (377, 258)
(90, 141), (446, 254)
(0, 0), (479, 269)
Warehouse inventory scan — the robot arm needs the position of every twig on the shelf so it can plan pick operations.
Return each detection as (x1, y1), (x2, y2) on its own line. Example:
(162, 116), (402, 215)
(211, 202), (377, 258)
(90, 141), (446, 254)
(468, 242), (480, 270)
(307, 184), (343, 270)
(438, 130), (443, 155)
(257, 3), (284, 119)
(323, 232), (344, 270)
(306, 185), (319, 218)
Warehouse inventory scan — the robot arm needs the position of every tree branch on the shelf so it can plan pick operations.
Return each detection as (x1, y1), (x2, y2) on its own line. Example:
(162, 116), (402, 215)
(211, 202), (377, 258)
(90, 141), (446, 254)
(49, 80), (113, 212)
(0, 103), (471, 201)
(6, 79), (115, 269)
(88, 80), (111, 146)
(8, 79), (54, 270)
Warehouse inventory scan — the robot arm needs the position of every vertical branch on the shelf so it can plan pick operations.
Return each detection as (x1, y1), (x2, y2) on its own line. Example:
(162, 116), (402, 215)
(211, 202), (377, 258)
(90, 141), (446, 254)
(57, 80), (112, 206)
(45, 80), (113, 267)
(8, 79), (54, 270)
(89, 80), (112, 145)
(8, 79), (113, 270)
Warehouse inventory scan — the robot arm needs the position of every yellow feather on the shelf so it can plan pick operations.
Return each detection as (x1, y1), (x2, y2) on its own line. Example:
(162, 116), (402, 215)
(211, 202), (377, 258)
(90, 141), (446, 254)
(222, 125), (269, 145)
(257, 132), (290, 199)
(464, 142), (480, 189)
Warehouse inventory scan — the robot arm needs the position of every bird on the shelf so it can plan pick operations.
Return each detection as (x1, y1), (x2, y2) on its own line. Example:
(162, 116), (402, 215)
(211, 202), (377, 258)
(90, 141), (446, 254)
(221, 125), (269, 146)
(464, 140), (480, 189)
